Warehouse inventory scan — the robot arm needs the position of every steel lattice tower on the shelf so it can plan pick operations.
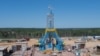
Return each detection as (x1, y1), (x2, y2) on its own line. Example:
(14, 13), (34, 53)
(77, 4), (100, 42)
(39, 6), (64, 51)
(47, 7), (54, 29)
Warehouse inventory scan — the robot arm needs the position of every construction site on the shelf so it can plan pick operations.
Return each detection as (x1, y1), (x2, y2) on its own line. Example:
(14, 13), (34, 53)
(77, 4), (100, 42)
(0, 6), (100, 56)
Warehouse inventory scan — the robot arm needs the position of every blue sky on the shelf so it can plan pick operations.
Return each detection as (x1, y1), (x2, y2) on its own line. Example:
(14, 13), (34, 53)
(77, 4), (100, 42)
(0, 0), (100, 28)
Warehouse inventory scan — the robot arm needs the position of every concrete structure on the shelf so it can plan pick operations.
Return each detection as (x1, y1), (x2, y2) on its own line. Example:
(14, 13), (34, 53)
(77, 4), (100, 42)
(16, 42), (28, 51)
(12, 42), (28, 52)
(95, 45), (100, 54)
(75, 41), (85, 49)
(0, 46), (8, 56)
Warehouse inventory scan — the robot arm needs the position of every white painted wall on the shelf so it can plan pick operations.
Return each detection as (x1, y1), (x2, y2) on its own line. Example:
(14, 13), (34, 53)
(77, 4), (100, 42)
(0, 51), (3, 56)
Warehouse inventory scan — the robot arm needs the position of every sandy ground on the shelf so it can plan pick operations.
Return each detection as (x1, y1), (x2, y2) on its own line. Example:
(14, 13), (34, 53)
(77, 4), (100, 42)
(1, 37), (100, 56)
(0, 37), (100, 49)
(0, 39), (38, 49)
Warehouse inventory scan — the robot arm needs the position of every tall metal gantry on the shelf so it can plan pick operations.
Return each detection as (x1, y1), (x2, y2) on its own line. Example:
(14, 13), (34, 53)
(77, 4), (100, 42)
(47, 7), (54, 29)
(39, 7), (64, 51)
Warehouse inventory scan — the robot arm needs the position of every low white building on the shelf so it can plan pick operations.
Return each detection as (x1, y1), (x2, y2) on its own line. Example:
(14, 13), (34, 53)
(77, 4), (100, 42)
(12, 42), (28, 52)
(0, 46), (8, 56)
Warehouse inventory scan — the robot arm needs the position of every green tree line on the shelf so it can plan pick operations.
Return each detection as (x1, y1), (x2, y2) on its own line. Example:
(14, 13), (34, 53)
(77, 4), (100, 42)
(0, 28), (100, 39)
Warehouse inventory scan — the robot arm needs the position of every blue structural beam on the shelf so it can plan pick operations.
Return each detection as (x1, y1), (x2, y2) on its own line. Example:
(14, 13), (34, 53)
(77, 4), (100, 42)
(39, 32), (64, 51)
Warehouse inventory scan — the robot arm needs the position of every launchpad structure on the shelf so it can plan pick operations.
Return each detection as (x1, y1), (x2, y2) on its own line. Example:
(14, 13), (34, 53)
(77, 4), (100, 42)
(39, 7), (64, 51)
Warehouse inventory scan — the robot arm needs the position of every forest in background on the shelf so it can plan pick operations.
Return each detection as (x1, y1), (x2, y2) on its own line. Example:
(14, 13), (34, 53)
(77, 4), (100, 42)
(0, 28), (100, 39)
